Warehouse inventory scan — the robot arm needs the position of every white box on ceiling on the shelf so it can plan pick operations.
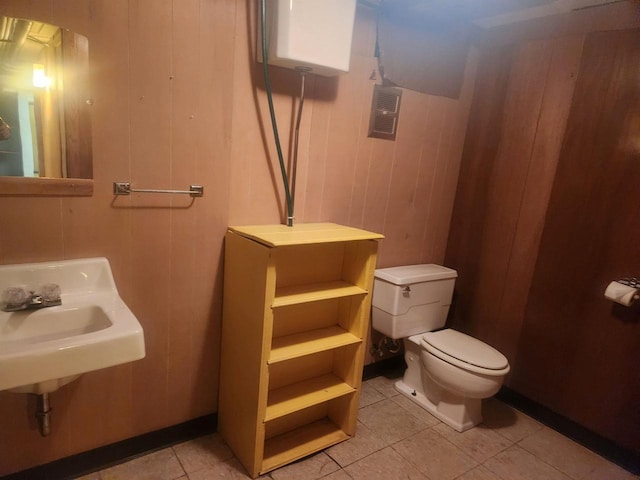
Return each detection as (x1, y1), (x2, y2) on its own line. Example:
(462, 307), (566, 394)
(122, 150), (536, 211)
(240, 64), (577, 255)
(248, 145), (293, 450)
(263, 0), (357, 77)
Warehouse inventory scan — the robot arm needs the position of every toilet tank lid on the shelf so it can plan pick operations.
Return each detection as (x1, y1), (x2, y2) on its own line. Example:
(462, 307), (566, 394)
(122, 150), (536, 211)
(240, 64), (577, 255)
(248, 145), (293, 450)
(374, 264), (457, 285)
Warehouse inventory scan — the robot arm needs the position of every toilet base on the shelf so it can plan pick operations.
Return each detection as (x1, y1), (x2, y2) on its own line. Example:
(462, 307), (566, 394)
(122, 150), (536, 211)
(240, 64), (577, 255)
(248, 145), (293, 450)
(394, 378), (482, 432)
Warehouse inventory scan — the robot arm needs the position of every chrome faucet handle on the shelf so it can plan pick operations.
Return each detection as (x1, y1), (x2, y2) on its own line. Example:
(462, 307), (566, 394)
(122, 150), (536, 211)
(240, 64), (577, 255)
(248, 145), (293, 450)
(1, 284), (62, 311)
(1, 286), (30, 311)
(36, 283), (62, 306)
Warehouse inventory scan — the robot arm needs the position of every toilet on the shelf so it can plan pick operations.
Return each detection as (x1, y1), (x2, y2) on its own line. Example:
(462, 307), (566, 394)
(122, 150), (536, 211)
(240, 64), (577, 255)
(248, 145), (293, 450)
(371, 264), (510, 432)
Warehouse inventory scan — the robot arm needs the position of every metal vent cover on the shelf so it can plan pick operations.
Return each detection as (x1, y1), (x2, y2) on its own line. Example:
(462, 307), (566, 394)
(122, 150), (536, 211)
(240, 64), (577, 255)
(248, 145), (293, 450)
(368, 85), (402, 140)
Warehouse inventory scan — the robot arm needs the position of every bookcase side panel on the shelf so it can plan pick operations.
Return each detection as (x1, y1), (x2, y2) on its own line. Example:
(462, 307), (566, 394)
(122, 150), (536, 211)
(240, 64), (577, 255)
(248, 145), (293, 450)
(219, 231), (274, 476)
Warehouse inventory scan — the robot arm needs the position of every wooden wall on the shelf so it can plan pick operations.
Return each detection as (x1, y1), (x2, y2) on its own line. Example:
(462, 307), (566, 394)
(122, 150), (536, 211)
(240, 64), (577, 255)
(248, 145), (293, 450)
(446, 3), (640, 453)
(227, 2), (477, 268)
(515, 27), (640, 453)
(0, 0), (475, 474)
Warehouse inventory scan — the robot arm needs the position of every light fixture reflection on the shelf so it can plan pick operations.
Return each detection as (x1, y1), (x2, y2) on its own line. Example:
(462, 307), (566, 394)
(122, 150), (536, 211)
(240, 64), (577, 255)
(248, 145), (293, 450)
(32, 64), (51, 89)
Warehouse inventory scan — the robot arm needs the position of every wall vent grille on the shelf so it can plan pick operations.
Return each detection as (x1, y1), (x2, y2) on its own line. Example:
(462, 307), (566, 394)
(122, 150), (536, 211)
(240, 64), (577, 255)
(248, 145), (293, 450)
(368, 85), (402, 140)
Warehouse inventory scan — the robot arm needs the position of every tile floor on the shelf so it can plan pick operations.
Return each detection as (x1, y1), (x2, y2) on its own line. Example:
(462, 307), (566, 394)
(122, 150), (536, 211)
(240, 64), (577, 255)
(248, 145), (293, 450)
(76, 376), (638, 480)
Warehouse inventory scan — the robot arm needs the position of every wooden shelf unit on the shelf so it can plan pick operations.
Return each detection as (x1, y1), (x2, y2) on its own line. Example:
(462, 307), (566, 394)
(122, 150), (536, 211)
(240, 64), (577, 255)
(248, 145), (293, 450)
(219, 223), (382, 477)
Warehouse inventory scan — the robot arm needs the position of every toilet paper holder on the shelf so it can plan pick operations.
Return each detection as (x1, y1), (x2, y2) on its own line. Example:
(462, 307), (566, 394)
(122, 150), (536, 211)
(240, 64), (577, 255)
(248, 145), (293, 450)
(605, 278), (640, 307)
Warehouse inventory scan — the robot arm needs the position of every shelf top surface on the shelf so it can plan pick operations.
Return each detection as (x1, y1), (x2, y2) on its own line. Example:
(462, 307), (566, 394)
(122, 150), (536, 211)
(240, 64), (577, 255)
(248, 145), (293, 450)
(228, 223), (384, 247)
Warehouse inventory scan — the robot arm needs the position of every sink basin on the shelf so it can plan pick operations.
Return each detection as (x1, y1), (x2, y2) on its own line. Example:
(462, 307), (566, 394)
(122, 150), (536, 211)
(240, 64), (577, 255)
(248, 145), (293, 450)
(0, 258), (145, 393)
(1, 305), (113, 352)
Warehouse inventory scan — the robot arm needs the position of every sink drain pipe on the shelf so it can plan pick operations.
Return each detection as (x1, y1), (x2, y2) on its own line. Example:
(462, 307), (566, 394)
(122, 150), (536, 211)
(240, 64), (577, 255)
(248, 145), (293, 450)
(35, 393), (52, 436)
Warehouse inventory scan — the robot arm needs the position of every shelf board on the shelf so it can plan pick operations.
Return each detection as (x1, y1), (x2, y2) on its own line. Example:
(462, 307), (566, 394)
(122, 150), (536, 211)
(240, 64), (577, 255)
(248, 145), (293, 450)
(229, 223), (383, 247)
(261, 418), (350, 474)
(265, 374), (355, 422)
(273, 281), (366, 308)
(269, 326), (361, 364)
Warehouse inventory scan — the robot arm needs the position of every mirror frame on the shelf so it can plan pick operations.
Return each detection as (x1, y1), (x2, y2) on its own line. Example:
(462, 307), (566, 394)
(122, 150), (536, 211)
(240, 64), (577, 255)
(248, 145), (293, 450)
(0, 176), (92, 196)
(0, 15), (93, 197)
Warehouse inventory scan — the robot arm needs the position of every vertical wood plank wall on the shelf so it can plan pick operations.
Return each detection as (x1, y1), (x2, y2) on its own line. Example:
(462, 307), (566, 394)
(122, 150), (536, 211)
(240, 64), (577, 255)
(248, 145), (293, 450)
(446, 12), (640, 453)
(227, 2), (477, 267)
(0, 0), (475, 474)
(516, 28), (640, 452)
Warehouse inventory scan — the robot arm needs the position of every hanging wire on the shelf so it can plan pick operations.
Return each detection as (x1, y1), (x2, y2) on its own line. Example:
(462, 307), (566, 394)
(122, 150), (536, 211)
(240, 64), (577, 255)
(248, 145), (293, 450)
(260, 0), (294, 226)
(290, 67), (309, 214)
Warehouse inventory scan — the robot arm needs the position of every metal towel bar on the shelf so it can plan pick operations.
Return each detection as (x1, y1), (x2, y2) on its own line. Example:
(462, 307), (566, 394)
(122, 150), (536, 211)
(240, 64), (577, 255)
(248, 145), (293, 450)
(113, 182), (204, 197)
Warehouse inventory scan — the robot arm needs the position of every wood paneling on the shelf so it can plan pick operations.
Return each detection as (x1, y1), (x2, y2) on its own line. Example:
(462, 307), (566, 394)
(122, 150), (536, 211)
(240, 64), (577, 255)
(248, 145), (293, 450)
(0, 0), (473, 474)
(515, 28), (640, 451)
(448, 36), (584, 354)
(446, 12), (640, 453)
(0, 0), (235, 474)
(494, 35), (584, 361)
(225, 2), (476, 268)
(445, 42), (515, 334)
(474, 0), (640, 47)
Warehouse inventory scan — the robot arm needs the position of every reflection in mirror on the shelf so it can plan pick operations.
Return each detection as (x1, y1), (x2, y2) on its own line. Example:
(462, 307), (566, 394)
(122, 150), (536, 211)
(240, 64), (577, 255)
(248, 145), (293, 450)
(0, 15), (92, 183)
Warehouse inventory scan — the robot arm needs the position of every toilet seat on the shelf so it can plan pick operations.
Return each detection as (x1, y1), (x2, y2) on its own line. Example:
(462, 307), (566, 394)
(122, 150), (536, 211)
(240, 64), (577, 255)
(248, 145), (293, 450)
(421, 329), (510, 376)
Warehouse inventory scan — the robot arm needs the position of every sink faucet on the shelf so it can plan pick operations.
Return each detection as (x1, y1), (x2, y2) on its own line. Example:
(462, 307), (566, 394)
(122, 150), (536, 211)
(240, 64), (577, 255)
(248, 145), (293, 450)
(1, 284), (62, 312)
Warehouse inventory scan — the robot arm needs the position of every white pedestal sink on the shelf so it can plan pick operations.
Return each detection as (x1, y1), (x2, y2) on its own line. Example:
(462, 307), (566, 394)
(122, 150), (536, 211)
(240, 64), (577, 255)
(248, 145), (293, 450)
(0, 257), (145, 394)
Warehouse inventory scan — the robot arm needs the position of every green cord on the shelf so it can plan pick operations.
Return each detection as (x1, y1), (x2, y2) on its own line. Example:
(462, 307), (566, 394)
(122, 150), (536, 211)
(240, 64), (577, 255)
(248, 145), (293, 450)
(260, 0), (294, 227)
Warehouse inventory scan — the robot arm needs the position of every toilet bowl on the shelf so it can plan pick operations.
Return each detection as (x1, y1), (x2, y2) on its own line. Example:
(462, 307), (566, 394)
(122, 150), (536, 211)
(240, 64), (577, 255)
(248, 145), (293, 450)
(371, 264), (510, 432)
(397, 329), (509, 431)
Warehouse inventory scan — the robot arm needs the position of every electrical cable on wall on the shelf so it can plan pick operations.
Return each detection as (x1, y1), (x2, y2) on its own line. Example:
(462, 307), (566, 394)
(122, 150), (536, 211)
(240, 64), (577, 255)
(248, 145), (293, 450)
(290, 67), (310, 216)
(259, 0), (294, 227)
(258, 0), (357, 226)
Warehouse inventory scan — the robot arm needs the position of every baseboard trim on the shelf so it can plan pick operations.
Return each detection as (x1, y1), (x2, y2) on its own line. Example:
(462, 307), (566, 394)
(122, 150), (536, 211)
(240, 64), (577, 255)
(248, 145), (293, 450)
(0, 414), (217, 480)
(496, 387), (640, 475)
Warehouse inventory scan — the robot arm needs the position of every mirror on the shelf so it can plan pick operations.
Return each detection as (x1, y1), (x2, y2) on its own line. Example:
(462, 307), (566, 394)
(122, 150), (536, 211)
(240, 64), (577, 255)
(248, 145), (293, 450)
(0, 15), (92, 196)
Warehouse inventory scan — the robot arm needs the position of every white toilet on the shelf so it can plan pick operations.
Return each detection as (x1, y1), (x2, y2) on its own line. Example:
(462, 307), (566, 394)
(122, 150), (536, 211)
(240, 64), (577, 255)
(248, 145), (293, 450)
(371, 264), (510, 432)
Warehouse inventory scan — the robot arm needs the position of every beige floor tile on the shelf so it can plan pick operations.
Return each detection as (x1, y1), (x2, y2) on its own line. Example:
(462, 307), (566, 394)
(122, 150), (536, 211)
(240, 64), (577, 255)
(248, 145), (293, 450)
(188, 457), (258, 480)
(432, 422), (512, 462)
(482, 398), (544, 443)
(357, 398), (429, 444)
(173, 433), (234, 474)
(392, 428), (478, 480)
(359, 380), (386, 408)
(484, 445), (572, 480)
(318, 470), (353, 480)
(343, 446), (428, 480)
(80, 386), (636, 480)
(325, 421), (388, 467)
(269, 452), (339, 480)
(456, 465), (503, 480)
(100, 448), (185, 480)
(366, 375), (401, 398)
(391, 393), (441, 427)
(519, 427), (621, 480)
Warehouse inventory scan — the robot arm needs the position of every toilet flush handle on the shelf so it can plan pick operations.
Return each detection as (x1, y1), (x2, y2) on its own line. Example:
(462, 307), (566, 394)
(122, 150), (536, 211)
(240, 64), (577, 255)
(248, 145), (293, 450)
(403, 286), (411, 295)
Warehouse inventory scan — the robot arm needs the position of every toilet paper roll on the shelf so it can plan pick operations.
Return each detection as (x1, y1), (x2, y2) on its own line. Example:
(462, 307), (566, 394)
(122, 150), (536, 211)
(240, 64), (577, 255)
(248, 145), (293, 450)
(604, 281), (639, 307)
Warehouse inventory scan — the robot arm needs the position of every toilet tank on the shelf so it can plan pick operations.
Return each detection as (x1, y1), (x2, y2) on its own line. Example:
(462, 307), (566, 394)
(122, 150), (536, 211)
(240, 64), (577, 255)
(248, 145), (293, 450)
(371, 264), (457, 339)
(262, 0), (357, 76)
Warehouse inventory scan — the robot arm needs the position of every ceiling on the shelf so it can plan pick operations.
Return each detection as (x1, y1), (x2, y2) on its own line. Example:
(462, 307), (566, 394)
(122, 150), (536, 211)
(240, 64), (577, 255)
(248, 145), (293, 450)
(374, 0), (628, 27)
(385, 0), (555, 21)
(0, 16), (59, 71)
